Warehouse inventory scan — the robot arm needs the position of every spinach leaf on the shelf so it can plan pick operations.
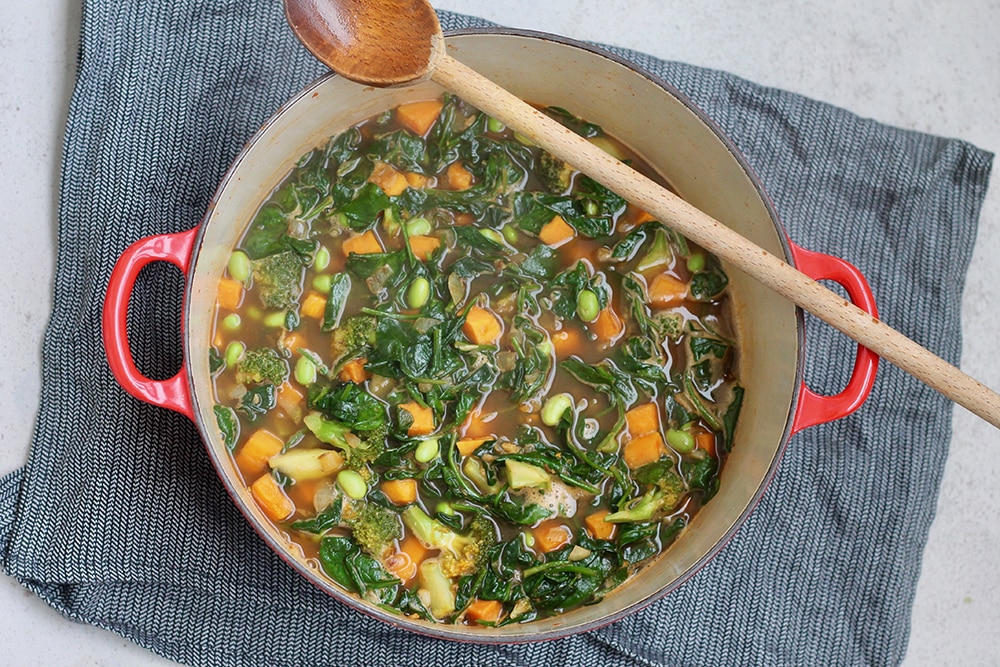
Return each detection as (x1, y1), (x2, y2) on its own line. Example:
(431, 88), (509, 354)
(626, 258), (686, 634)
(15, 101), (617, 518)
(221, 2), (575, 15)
(213, 404), (239, 450)
(337, 182), (391, 232)
(237, 384), (277, 421)
(291, 496), (343, 534)
(367, 129), (428, 173)
(309, 382), (387, 432)
(321, 272), (352, 332)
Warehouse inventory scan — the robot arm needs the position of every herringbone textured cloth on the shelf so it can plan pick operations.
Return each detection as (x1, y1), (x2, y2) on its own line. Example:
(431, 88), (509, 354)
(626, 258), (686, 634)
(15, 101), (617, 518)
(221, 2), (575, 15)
(0, 4), (993, 666)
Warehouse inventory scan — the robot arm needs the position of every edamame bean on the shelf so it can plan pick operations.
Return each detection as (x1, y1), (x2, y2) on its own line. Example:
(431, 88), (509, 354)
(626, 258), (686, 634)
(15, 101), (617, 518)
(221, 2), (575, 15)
(502, 225), (519, 244)
(294, 356), (317, 386)
(480, 228), (505, 246)
(405, 217), (432, 237)
(665, 428), (696, 453)
(541, 393), (574, 427)
(227, 250), (250, 282)
(221, 313), (241, 331)
(687, 252), (705, 273)
(224, 341), (244, 368)
(314, 245), (331, 271)
(414, 437), (440, 463)
(576, 289), (600, 323)
(312, 274), (333, 293)
(263, 310), (287, 328)
(487, 117), (505, 133)
(337, 470), (368, 499)
(406, 277), (430, 309)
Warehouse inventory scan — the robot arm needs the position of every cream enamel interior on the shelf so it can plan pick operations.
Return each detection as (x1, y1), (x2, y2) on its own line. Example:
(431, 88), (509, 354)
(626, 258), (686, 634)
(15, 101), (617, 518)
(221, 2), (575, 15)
(185, 31), (800, 641)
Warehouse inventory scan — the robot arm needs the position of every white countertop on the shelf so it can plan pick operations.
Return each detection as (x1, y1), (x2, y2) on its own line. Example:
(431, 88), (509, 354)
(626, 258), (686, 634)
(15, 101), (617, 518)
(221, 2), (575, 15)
(1, 1), (997, 664)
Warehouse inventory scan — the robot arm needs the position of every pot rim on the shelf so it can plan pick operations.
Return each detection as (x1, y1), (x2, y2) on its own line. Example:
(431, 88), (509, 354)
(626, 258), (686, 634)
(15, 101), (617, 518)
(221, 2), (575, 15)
(183, 27), (805, 643)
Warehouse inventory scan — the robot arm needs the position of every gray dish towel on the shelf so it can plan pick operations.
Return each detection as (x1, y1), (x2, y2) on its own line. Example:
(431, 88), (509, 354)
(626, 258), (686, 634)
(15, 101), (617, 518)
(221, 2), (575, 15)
(0, 3), (993, 666)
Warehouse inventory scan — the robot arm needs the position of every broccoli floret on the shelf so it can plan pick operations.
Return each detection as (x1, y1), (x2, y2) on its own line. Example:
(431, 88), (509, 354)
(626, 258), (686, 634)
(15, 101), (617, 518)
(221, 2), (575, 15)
(537, 150), (574, 193)
(250, 250), (305, 309)
(342, 499), (403, 560)
(235, 347), (289, 385)
(401, 506), (497, 578)
(303, 412), (387, 471)
(604, 466), (686, 524)
(636, 228), (673, 272)
(330, 314), (378, 362)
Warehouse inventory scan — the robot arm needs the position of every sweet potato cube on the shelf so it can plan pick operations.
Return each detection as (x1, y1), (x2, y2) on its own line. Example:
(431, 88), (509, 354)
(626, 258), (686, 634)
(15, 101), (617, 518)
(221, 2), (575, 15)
(457, 437), (491, 456)
(538, 215), (575, 247)
(217, 277), (244, 311)
(277, 382), (305, 422)
(400, 402), (435, 437)
(300, 290), (327, 320)
(622, 432), (667, 469)
(408, 234), (442, 261)
(446, 161), (474, 190)
(368, 160), (409, 196)
(647, 272), (688, 307)
(338, 357), (369, 384)
(404, 171), (431, 189)
(381, 478), (418, 505)
(250, 473), (295, 522)
(462, 305), (503, 345)
(396, 99), (444, 136)
(465, 599), (504, 625)
(461, 409), (496, 438)
(550, 327), (584, 359)
(584, 509), (618, 541)
(384, 534), (430, 584)
(341, 230), (383, 257)
(590, 306), (625, 343)
(625, 402), (660, 438)
(533, 521), (573, 553)
(236, 429), (284, 479)
(695, 429), (717, 458)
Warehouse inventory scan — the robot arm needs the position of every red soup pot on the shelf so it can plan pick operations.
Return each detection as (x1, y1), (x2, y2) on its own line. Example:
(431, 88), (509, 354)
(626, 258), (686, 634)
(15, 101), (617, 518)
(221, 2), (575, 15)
(103, 29), (878, 642)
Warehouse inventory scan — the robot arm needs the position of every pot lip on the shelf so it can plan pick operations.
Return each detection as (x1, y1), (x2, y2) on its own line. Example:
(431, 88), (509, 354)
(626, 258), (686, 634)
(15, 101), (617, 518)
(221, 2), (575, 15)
(184, 25), (805, 643)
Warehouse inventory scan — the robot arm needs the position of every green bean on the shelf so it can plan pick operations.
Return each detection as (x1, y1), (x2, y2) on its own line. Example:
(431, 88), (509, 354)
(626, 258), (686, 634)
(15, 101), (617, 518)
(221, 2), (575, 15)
(294, 356), (317, 386)
(666, 428), (696, 453)
(407, 277), (430, 309)
(221, 314), (241, 331)
(687, 252), (705, 273)
(312, 274), (333, 293)
(227, 250), (250, 282)
(314, 245), (331, 271)
(337, 470), (368, 499)
(405, 216), (432, 237)
(224, 341), (244, 368)
(414, 437), (440, 463)
(576, 289), (600, 323)
(541, 393), (574, 427)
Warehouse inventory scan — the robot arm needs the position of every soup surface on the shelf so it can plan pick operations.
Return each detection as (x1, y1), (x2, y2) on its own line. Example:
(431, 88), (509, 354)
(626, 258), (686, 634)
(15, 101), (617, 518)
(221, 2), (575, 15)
(210, 95), (743, 625)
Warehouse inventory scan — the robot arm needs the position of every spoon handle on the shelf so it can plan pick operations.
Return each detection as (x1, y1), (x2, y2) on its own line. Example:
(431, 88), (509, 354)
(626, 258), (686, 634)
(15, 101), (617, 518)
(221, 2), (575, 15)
(431, 53), (1000, 429)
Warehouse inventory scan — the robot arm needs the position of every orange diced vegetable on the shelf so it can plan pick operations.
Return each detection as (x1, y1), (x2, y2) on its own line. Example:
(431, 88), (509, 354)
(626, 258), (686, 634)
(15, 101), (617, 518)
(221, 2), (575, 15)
(465, 598), (504, 625)
(396, 99), (444, 136)
(381, 478), (418, 505)
(549, 327), (583, 358)
(404, 171), (431, 188)
(217, 277), (244, 311)
(462, 305), (503, 345)
(538, 215), (575, 247)
(277, 382), (305, 422)
(446, 161), (474, 190)
(338, 357), (369, 384)
(625, 402), (660, 438)
(632, 207), (656, 225)
(622, 432), (667, 469)
(454, 213), (475, 226)
(235, 429), (284, 479)
(300, 290), (327, 320)
(384, 534), (430, 584)
(341, 230), (383, 257)
(369, 161), (409, 196)
(250, 473), (295, 522)
(584, 509), (618, 541)
(590, 306), (625, 343)
(408, 234), (442, 261)
(647, 272), (688, 307)
(533, 521), (573, 553)
(461, 409), (496, 438)
(695, 429), (717, 458)
(280, 331), (305, 355)
(400, 402), (435, 436)
(457, 437), (491, 456)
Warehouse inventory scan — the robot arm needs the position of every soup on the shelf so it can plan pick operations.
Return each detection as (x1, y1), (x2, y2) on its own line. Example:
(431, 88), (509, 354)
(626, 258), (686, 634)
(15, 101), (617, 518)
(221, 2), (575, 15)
(210, 94), (743, 625)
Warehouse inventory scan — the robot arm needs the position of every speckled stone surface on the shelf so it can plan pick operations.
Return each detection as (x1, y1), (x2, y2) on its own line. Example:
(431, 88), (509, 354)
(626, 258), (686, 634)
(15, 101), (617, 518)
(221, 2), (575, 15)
(0, 1), (996, 664)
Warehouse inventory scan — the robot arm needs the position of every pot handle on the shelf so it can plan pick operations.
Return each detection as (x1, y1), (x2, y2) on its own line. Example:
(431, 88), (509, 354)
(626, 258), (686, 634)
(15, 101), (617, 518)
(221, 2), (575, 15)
(102, 228), (198, 420)
(788, 242), (879, 434)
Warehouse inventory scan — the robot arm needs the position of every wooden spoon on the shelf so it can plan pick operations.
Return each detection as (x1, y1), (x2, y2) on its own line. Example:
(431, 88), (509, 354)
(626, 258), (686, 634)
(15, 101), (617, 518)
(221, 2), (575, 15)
(284, 0), (1000, 429)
